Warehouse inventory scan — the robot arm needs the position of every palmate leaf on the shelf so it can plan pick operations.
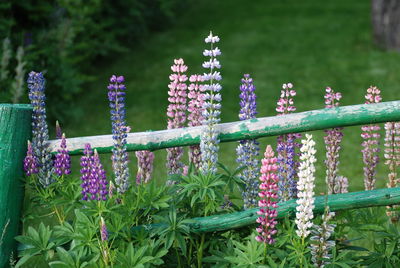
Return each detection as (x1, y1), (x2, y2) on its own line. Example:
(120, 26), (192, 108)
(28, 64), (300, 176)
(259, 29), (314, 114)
(15, 223), (57, 267)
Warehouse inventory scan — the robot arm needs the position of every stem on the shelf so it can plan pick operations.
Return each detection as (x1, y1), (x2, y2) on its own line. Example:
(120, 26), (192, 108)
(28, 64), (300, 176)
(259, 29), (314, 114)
(188, 239), (193, 266)
(175, 247), (182, 268)
(53, 205), (63, 224)
(197, 233), (205, 268)
(263, 242), (268, 264)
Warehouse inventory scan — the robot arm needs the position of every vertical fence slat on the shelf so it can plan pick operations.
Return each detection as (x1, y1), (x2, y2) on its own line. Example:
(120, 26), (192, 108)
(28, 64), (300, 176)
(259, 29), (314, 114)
(0, 104), (31, 267)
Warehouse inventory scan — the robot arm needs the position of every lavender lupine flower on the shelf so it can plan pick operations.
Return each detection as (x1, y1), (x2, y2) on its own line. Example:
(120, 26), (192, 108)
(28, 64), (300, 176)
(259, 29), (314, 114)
(166, 59), (188, 175)
(23, 140), (38, 176)
(310, 207), (336, 267)
(295, 134), (317, 239)
(80, 144), (108, 201)
(384, 122), (400, 220)
(335, 176), (348, 194)
(324, 87), (345, 194)
(135, 150), (155, 184)
(199, 31), (222, 175)
(361, 86), (382, 190)
(276, 83), (301, 201)
(255, 145), (278, 244)
(100, 217), (108, 241)
(54, 133), (71, 176)
(27, 71), (54, 187)
(108, 75), (130, 193)
(188, 74), (205, 170)
(236, 74), (260, 209)
(55, 120), (62, 139)
(80, 144), (93, 201)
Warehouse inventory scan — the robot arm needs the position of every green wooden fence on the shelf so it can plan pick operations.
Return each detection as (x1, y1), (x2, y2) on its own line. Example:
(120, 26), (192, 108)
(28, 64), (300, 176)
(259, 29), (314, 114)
(2, 101), (400, 266)
(0, 104), (32, 268)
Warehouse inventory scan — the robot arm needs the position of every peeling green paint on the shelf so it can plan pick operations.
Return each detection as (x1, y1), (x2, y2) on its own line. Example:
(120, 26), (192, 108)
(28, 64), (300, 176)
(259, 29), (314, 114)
(52, 101), (400, 155)
(0, 104), (32, 267)
(132, 187), (400, 234)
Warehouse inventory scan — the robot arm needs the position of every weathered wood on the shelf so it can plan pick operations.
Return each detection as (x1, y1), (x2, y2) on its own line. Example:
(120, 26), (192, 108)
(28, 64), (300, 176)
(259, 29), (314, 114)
(48, 101), (400, 155)
(138, 187), (400, 234)
(189, 187), (400, 233)
(0, 104), (31, 267)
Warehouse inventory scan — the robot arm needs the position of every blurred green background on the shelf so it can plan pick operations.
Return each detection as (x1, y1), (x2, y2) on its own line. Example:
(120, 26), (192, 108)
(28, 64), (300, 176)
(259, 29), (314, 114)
(2, 0), (400, 193)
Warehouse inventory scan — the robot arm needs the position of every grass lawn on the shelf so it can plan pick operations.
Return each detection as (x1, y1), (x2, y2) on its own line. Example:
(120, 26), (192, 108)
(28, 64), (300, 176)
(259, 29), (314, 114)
(60, 0), (400, 194)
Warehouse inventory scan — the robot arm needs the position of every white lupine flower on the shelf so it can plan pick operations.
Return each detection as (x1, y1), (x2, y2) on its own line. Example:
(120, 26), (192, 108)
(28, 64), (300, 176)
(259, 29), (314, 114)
(200, 31), (222, 175)
(295, 134), (317, 239)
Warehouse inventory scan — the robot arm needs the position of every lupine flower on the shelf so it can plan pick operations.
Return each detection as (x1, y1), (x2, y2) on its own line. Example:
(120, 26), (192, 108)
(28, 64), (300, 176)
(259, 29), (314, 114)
(199, 31), (222, 175)
(100, 217), (108, 241)
(54, 133), (71, 176)
(335, 176), (349, 194)
(276, 83), (301, 201)
(80, 144), (108, 201)
(108, 75), (130, 193)
(55, 120), (62, 139)
(324, 87), (345, 194)
(310, 207), (336, 267)
(384, 122), (400, 220)
(236, 74), (260, 209)
(166, 58), (188, 175)
(135, 150), (155, 184)
(255, 145), (278, 244)
(27, 71), (54, 187)
(295, 134), (317, 239)
(188, 74), (205, 170)
(23, 140), (38, 176)
(361, 86), (381, 190)
(109, 181), (115, 199)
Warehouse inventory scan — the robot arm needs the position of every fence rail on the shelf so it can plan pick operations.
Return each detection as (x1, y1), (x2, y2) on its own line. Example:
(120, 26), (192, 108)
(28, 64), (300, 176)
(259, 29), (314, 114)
(48, 101), (400, 155)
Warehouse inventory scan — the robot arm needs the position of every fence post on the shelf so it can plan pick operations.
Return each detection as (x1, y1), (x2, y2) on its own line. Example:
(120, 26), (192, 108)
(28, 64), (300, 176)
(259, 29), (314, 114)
(0, 104), (31, 267)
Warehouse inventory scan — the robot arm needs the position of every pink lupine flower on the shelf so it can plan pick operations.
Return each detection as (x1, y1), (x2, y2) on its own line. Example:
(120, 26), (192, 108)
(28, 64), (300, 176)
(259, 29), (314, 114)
(187, 74), (204, 170)
(255, 145), (279, 244)
(361, 86), (381, 190)
(135, 150), (155, 184)
(166, 58), (188, 175)
(324, 87), (345, 194)
(384, 122), (400, 220)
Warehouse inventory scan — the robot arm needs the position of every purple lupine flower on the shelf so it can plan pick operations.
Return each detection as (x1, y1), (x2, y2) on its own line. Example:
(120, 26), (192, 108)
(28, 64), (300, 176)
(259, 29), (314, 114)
(54, 133), (71, 176)
(199, 31), (222, 175)
(27, 71), (54, 187)
(236, 74), (260, 209)
(80, 143), (94, 201)
(324, 87), (345, 194)
(55, 120), (62, 139)
(361, 86), (381, 190)
(166, 58), (188, 175)
(108, 75), (130, 193)
(188, 74), (205, 170)
(23, 140), (38, 176)
(255, 145), (278, 244)
(135, 150), (155, 184)
(80, 144), (108, 201)
(275, 83), (301, 201)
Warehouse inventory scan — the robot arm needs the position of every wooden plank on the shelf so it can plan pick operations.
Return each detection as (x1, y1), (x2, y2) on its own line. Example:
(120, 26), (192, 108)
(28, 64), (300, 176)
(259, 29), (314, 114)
(48, 101), (400, 155)
(137, 187), (400, 234)
(0, 104), (32, 267)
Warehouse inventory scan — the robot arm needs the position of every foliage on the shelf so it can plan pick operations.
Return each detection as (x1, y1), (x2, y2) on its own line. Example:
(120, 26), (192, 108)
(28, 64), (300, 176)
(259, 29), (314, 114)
(0, 0), (189, 121)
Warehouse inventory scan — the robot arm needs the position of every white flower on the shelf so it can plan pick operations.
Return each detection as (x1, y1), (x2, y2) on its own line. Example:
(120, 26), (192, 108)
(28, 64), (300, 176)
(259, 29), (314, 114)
(295, 134), (317, 239)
